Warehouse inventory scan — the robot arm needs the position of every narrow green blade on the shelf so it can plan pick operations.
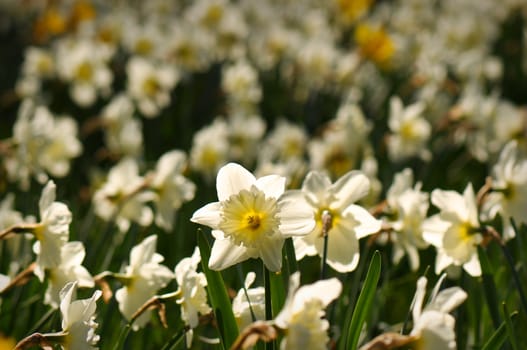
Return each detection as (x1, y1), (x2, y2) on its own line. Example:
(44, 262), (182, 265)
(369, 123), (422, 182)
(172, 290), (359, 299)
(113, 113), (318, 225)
(481, 311), (518, 350)
(343, 250), (382, 350)
(197, 230), (239, 349)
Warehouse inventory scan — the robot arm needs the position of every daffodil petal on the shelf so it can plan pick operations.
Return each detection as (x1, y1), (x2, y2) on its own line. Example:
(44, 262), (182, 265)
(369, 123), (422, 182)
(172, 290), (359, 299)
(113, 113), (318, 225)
(316, 228), (360, 273)
(344, 204), (381, 239)
(255, 174), (286, 199)
(216, 163), (255, 201)
(209, 238), (251, 270)
(191, 202), (222, 228)
(332, 171), (370, 209)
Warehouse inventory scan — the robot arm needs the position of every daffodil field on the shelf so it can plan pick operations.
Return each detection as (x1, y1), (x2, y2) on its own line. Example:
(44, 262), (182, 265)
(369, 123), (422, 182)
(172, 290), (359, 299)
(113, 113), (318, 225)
(1, 0), (527, 349)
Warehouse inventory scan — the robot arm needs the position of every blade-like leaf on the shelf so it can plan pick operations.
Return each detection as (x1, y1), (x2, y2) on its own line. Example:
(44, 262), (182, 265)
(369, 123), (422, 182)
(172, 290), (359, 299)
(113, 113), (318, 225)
(502, 303), (519, 350)
(343, 250), (382, 350)
(197, 230), (239, 349)
(477, 246), (501, 328)
(481, 311), (518, 350)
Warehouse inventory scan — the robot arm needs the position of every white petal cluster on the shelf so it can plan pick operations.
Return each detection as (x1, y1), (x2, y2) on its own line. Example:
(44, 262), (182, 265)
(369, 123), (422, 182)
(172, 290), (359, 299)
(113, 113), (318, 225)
(174, 247), (211, 346)
(387, 96), (431, 162)
(92, 158), (153, 233)
(33, 181), (72, 278)
(232, 271), (265, 331)
(56, 38), (114, 107)
(410, 276), (467, 350)
(44, 242), (94, 309)
(59, 282), (102, 350)
(100, 94), (143, 158)
(482, 140), (527, 240)
(275, 272), (342, 350)
(115, 235), (174, 330)
(423, 184), (482, 276)
(126, 56), (179, 118)
(149, 150), (196, 231)
(6, 100), (82, 190)
(191, 162), (315, 271)
(383, 168), (430, 270)
(294, 170), (382, 273)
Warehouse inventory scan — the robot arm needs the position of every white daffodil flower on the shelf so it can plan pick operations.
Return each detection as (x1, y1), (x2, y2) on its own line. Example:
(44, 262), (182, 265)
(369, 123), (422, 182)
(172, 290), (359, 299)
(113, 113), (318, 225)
(59, 281), (102, 350)
(274, 272), (342, 350)
(33, 181), (71, 277)
(191, 162), (315, 272)
(6, 100), (82, 189)
(232, 271), (265, 331)
(92, 158), (153, 233)
(174, 247), (211, 347)
(189, 118), (230, 180)
(115, 235), (175, 330)
(410, 275), (467, 350)
(423, 184), (482, 277)
(150, 150), (196, 231)
(387, 96), (431, 162)
(56, 38), (113, 107)
(126, 56), (179, 118)
(383, 168), (430, 271)
(101, 94), (143, 158)
(293, 170), (382, 273)
(482, 140), (527, 240)
(44, 242), (94, 309)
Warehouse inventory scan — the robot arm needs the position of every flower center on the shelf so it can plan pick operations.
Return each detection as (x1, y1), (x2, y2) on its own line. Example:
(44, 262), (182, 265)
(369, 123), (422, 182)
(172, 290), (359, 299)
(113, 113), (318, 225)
(315, 208), (339, 236)
(219, 187), (280, 248)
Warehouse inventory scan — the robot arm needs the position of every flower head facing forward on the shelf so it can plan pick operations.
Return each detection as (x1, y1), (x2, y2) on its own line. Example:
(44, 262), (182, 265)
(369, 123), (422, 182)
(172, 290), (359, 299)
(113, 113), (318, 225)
(274, 272), (342, 350)
(423, 183), (482, 276)
(293, 170), (382, 272)
(191, 163), (314, 271)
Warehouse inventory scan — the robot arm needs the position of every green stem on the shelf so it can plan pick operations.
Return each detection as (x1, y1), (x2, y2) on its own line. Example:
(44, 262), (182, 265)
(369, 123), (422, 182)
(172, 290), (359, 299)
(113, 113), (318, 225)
(111, 323), (132, 350)
(263, 266), (275, 350)
(320, 233), (329, 280)
(160, 328), (186, 350)
(505, 219), (527, 316)
(284, 238), (298, 274)
(320, 210), (332, 280)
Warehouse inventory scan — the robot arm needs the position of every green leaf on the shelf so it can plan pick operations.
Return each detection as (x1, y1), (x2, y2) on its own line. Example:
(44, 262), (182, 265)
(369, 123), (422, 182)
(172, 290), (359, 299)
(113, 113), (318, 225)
(197, 230), (239, 349)
(268, 270), (286, 317)
(477, 246), (501, 328)
(284, 238), (298, 275)
(502, 303), (519, 350)
(481, 311), (518, 350)
(159, 328), (186, 350)
(343, 250), (382, 350)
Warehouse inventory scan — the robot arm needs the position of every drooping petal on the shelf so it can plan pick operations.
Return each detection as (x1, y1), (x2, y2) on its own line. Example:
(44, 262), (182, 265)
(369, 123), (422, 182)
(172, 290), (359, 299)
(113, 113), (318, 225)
(292, 277), (342, 311)
(293, 234), (318, 259)
(209, 238), (251, 270)
(216, 163), (255, 201)
(191, 202), (222, 228)
(434, 251), (454, 275)
(258, 237), (284, 272)
(462, 253), (481, 277)
(315, 228), (360, 273)
(344, 204), (381, 239)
